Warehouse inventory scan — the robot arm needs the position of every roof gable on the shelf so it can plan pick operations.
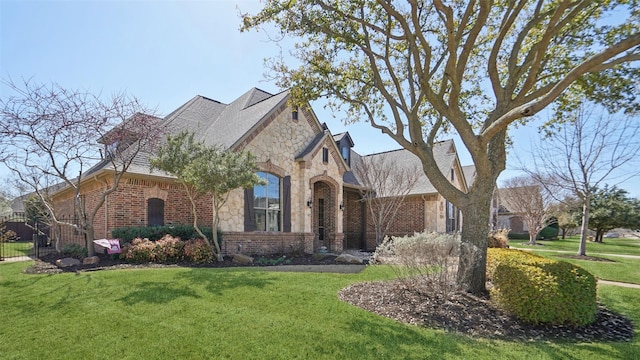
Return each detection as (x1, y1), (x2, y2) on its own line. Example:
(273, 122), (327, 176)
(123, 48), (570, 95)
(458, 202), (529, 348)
(347, 139), (462, 195)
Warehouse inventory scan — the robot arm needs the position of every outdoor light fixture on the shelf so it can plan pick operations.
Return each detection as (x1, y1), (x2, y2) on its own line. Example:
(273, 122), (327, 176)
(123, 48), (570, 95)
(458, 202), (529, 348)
(307, 198), (313, 208)
(339, 201), (344, 211)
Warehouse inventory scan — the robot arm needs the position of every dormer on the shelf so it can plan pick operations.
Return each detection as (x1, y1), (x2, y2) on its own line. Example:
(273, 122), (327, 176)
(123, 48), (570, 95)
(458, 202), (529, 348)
(333, 132), (355, 166)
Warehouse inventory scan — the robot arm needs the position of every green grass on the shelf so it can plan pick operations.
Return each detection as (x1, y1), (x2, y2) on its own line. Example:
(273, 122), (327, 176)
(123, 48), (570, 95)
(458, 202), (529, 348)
(1, 241), (33, 257)
(0, 261), (639, 359)
(508, 236), (640, 285)
(535, 253), (640, 285)
(510, 236), (640, 256)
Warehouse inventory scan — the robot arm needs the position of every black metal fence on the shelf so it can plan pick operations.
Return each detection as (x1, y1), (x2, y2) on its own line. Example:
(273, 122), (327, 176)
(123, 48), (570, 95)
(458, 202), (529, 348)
(0, 214), (72, 261)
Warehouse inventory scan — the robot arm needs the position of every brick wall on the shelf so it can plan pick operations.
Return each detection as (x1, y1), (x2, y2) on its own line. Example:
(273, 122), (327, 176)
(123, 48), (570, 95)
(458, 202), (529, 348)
(343, 188), (365, 249)
(362, 195), (435, 251)
(222, 232), (314, 255)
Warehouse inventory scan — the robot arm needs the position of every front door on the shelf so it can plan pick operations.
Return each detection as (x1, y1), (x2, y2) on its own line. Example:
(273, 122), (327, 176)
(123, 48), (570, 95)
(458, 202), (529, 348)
(317, 198), (325, 246)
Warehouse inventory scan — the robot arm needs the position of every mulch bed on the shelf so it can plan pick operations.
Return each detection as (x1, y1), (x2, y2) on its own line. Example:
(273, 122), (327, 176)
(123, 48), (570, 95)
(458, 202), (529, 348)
(23, 252), (344, 275)
(24, 252), (635, 342)
(339, 280), (635, 342)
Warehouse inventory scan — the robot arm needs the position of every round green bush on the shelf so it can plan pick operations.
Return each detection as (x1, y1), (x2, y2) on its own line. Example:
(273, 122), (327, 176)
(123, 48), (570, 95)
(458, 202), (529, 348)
(488, 249), (597, 326)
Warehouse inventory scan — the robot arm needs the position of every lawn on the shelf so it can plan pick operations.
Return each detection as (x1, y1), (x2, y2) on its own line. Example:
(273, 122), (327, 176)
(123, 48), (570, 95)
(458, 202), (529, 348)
(0, 261), (638, 359)
(509, 236), (640, 285)
(509, 236), (640, 256)
(1, 241), (33, 257)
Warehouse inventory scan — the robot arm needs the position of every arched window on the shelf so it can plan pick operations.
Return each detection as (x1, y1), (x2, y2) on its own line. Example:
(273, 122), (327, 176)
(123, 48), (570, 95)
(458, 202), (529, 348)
(254, 172), (281, 231)
(147, 198), (165, 226)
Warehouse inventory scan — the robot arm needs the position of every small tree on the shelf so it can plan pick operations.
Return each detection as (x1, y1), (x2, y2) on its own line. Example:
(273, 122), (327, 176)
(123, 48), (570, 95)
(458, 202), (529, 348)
(499, 176), (554, 245)
(353, 153), (421, 245)
(548, 197), (581, 239)
(150, 131), (264, 261)
(589, 185), (640, 242)
(0, 80), (161, 256)
(526, 103), (640, 255)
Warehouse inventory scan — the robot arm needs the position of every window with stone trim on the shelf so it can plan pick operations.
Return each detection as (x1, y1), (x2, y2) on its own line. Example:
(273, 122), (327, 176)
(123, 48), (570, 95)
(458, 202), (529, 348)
(254, 172), (281, 231)
(245, 174), (291, 232)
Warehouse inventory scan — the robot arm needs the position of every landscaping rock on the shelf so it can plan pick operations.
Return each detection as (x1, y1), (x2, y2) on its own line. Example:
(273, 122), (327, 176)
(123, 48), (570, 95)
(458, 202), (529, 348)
(83, 256), (100, 265)
(56, 258), (81, 268)
(335, 253), (364, 264)
(232, 253), (254, 265)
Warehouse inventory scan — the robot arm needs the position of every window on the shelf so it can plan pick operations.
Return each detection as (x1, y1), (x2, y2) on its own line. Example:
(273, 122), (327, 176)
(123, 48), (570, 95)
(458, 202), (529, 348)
(253, 172), (281, 231)
(322, 147), (329, 163)
(292, 107), (299, 121)
(341, 146), (350, 165)
(147, 198), (165, 226)
(446, 200), (460, 233)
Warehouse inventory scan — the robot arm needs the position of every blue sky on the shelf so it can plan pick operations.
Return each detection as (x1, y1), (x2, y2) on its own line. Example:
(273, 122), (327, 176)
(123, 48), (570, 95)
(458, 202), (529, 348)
(1, 0), (638, 197)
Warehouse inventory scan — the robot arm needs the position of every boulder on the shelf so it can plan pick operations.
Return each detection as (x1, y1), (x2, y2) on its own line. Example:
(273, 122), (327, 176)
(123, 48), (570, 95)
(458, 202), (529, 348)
(82, 256), (100, 265)
(55, 257), (81, 268)
(232, 253), (254, 265)
(335, 253), (364, 264)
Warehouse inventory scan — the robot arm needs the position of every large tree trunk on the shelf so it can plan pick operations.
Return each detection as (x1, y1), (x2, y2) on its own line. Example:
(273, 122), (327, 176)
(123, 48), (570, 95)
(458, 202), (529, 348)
(457, 191), (492, 294)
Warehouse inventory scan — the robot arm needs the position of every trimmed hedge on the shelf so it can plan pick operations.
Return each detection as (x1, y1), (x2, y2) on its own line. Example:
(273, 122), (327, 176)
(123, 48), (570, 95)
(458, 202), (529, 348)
(487, 248), (597, 326)
(111, 224), (222, 245)
(508, 225), (559, 240)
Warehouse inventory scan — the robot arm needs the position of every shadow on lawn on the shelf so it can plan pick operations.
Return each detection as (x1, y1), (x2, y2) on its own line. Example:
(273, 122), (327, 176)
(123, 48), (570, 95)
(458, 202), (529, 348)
(117, 268), (277, 305)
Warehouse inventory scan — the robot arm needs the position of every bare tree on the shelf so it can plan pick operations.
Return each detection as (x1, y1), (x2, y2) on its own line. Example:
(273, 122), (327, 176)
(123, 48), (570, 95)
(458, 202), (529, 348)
(499, 176), (554, 245)
(525, 103), (640, 256)
(353, 152), (421, 245)
(0, 79), (162, 256)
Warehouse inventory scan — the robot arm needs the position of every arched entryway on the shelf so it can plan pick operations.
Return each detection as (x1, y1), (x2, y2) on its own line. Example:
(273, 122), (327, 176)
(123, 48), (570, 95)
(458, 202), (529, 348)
(309, 176), (343, 253)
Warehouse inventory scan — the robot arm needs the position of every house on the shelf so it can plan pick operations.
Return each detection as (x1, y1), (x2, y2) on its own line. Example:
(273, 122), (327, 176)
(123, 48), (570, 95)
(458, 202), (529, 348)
(491, 187), (536, 233)
(51, 88), (473, 255)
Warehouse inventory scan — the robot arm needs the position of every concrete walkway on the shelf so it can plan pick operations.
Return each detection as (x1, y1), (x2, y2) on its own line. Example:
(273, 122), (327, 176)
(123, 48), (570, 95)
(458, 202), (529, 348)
(510, 247), (640, 289)
(598, 280), (640, 289)
(3, 252), (639, 289)
(511, 247), (640, 260)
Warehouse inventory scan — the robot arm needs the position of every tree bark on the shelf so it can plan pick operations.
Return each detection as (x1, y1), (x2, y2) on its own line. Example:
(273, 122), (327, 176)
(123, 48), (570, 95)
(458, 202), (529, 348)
(85, 223), (95, 257)
(457, 191), (492, 294)
(578, 200), (590, 256)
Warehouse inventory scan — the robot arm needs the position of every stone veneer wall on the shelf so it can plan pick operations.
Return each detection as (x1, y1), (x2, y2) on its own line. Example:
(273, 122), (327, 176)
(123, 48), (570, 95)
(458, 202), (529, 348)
(217, 100), (346, 254)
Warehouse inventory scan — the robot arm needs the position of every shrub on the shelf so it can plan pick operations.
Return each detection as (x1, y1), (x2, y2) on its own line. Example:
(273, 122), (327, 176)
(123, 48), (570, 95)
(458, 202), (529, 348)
(371, 232), (464, 297)
(123, 238), (157, 263)
(61, 243), (88, 258)
(538, 225), (559, 240)
(487, 229), (510, 248)
(154, 235), (185, 263)
(111, 224), (222, 246)
(487, 248), (597, 326)
(184, 239), (214, 264)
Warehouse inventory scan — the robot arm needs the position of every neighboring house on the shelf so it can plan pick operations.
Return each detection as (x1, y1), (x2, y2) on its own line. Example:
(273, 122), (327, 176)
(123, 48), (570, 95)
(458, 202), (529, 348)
(491, 187), (530, 233)
(50, 88), (472, 254)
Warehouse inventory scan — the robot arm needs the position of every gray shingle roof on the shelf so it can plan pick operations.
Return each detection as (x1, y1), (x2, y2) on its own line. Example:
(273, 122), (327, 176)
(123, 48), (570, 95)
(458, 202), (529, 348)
(111, 88), (290, 177)
(462, 165), (476, 189)
(345, 140), (459, 195)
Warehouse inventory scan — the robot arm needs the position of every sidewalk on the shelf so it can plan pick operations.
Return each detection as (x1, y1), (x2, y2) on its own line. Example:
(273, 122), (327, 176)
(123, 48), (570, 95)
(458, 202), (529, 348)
(511, 247), (640, 260)
(598, 280), (640, 289)
(510, 246), (640, 289)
